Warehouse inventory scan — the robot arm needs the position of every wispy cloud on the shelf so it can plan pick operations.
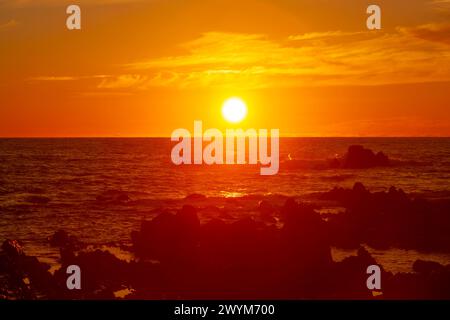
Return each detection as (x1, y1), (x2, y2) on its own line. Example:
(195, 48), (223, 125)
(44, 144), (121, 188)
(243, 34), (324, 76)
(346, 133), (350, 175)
(2, 0), (150, 7)
(29, 75), (108, 82)
(287, 31), (366, 41)
(29, 25), (450, 91)
(0, 19), (18, 30)
(28, 74), (149, 94)
(321, 117), (450, 137)
(123, 28), (450, 89)
(429, 0), (450, 8)
(399, 23), (450, 45)
(29, 76), (79, 81)
(97, 74), (148, 89)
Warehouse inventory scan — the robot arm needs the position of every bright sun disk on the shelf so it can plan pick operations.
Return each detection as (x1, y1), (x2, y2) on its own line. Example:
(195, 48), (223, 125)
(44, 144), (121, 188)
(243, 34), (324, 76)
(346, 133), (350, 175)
(222, 97), (247, 123)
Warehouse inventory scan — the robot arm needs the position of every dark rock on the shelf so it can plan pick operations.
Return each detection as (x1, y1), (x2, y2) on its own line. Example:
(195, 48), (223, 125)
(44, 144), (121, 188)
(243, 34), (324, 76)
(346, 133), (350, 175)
(176, 205), (201, 246)
(184, 194), (207, 202)
(48, 230), (78, 248)
(258, 200), (275, 218)
(375, 151), (389, 166)
(353, 182), (367, 193)
(281, 199), (332, 270)
(55, 249), (133, 299)
(343, 145), (390, 168)
(330, 246), (387, 298)
(322, 183), (450, 253)
(1, 239), (61, 299)
(328, 157), (341, 168)
(131, 206), (200, 261)
(413, 259), (445, 274)
(198, 205), (230, 220)
(385, 260), (450, 299)
(2, 239), (24, 257)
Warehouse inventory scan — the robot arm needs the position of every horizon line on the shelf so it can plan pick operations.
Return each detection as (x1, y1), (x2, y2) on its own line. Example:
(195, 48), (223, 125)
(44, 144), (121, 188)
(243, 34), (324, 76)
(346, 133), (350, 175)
(1, 136), (449, 139)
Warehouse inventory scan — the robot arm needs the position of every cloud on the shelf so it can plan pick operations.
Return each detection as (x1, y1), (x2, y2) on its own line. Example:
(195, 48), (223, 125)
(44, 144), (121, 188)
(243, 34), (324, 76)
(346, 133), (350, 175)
(1, 0), (150, 7)
(30, 74), (150, 91)
(0, 19), (18, 30)
(124, 29), (450, 89)
(29, 76), (79, 81)
(429, 0), (450, 9)
(321, 117), (450, 137)
(287, 31), (365, 41)
(428, 0), (450, 17)
(29, 75), (109, 81)
(29, 26), (450, 91)
(399, 23), (450, 45)
(97, 74), (148, 89)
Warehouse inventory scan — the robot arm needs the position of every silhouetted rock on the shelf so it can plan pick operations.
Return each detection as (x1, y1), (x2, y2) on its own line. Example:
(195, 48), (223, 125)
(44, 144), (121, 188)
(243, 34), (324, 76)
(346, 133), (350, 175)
(328, 157), (340, 168)
(198, 205), (231, 220)
(353, 182), (367, 194)
(413, 259), (445, 274)
(322, 183), (450, 252)
(280, 198), (333, 295)
(375, 151), (389, 166)
(176, 205), (201, 248)
(132, 206), (200, 261)
(184, 194), (207, 202)
(54, 249), (132, 299)
(3, 179), (450, 300)
(258, 200), (275, 222)
(48, 230), (79, 249)
(258, 200), (274, 215)
(282, 201), (331, 263)
(0, 239), (61, 299)
(385, 260), (450, 299)
(343, 145), (390, 168)
(330, 247), (388, 298)
(2, 239), (24, 257)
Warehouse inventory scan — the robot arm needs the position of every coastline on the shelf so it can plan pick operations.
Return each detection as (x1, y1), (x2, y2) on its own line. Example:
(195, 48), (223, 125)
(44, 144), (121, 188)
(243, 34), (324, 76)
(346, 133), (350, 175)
(2, 182), (450, 299)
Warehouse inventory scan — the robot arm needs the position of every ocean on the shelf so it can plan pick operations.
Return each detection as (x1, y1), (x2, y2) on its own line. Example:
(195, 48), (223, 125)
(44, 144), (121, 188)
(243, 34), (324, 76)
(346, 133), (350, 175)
(1, 137), (450, 272)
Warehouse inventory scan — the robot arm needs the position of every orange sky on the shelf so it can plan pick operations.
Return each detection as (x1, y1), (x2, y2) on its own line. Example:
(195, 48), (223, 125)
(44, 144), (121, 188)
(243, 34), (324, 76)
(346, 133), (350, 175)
(1, 0), (450, 137)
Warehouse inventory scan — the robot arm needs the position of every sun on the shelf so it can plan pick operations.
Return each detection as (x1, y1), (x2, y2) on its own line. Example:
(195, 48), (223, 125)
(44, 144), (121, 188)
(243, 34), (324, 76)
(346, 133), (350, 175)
(222, 97), (248, 123)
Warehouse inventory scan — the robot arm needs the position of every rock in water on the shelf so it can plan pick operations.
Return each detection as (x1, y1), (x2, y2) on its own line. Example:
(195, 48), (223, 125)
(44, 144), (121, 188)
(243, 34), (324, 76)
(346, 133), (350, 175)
(1, 239), (24, 257)
(343, 145), (390, 168)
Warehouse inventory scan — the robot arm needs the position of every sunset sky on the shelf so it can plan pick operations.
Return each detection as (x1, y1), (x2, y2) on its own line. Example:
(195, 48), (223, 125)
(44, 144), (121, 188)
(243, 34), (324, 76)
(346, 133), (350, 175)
(1, 0), (450, 137)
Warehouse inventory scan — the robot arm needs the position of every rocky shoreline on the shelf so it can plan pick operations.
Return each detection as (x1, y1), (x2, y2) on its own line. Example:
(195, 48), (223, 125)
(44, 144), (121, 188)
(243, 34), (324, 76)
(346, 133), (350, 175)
(1, 182), (450, 300)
